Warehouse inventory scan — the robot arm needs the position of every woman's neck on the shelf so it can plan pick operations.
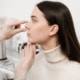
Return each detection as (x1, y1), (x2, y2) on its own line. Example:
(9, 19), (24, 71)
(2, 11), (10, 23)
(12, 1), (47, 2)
(40, 37), (59, 51)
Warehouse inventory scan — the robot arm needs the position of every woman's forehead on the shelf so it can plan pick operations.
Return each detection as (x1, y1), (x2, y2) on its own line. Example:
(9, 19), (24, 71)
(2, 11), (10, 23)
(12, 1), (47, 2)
(31, 7), (44, 18)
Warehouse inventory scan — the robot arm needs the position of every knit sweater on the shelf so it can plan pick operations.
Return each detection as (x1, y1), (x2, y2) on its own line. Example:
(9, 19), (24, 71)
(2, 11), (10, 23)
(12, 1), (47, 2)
(27, 45), (80, 80)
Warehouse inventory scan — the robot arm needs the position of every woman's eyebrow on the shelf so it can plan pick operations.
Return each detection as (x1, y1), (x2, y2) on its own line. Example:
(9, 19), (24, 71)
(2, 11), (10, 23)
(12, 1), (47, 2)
(31, 15), (37, 19)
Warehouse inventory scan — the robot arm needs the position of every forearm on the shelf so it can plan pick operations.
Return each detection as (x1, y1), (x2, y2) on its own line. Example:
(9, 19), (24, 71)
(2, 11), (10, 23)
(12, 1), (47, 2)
(14, 69), (28, 80)
(15, 74), (27, 80)
(15, 77), (27, 80)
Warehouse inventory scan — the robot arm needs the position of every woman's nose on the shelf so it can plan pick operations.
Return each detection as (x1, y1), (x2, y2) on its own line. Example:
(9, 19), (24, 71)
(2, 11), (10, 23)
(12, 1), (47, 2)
(25, 22), (30, 30)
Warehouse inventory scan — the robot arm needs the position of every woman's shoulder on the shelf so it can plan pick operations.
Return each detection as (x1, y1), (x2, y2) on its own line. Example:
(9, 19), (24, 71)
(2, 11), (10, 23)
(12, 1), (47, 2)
(63, 60), (80, 70)
(68, 60), (80, 68)
(58, 60), (80, 80)
(63, 60), (80, 76)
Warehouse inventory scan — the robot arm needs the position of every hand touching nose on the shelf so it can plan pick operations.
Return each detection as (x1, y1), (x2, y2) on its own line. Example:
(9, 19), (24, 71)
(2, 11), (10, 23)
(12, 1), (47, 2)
(0, 18), (27, 40)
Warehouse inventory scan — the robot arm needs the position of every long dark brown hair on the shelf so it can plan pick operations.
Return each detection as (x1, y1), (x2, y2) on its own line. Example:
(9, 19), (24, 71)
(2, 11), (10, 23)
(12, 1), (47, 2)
(37, 1), (80, 62)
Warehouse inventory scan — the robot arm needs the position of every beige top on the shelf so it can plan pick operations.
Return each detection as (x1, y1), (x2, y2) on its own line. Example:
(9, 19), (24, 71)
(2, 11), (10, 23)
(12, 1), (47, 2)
(27, 45), (80, 80)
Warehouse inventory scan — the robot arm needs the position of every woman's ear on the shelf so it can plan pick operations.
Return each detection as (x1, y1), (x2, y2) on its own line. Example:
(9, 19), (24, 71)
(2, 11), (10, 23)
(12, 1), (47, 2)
(49, 24), (59, 36)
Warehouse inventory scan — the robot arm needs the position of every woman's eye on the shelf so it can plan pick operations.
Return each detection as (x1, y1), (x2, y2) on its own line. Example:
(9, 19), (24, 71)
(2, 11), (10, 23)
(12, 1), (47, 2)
(32, 19), (37, 23)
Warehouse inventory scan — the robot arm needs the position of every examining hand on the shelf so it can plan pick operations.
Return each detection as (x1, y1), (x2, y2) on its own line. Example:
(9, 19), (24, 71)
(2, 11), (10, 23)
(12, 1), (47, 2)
(15, 43), (36, 80)
(0, 19), (27, 41)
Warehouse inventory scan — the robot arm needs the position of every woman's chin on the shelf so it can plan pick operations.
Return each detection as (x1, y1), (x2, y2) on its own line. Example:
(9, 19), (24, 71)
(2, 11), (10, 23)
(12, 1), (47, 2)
(28, 39), (37, 44)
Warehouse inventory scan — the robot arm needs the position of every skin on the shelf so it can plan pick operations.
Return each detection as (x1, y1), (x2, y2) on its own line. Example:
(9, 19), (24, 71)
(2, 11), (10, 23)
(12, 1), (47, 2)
(15, 6), (59, 80)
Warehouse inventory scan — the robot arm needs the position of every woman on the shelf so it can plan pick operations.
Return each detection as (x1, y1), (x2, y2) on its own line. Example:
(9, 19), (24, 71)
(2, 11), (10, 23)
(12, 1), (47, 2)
(15, 1), (80, 80)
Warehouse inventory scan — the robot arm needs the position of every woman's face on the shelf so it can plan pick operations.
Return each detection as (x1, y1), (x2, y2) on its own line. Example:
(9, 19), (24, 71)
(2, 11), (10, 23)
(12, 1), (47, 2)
(25, 6), (51, 44)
